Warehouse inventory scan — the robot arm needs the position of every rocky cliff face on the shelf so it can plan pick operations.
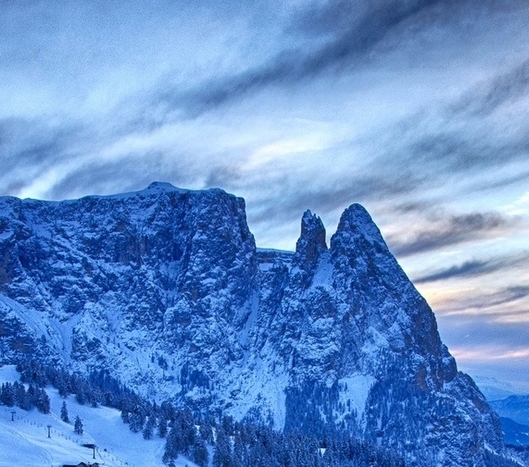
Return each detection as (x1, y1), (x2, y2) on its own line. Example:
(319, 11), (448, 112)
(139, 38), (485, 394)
(0, 183), (509, 466)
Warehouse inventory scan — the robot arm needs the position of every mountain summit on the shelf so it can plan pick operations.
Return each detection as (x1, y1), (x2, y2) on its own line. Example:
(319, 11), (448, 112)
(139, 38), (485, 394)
(0, 184), (510, 466)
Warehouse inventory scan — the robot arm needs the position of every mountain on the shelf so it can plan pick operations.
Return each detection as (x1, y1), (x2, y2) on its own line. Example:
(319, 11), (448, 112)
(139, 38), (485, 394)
(499, 417), (529, 446)
(0, 182), (514, 467)
(473, 375), (526, 401)
(491, 396), (529, 427)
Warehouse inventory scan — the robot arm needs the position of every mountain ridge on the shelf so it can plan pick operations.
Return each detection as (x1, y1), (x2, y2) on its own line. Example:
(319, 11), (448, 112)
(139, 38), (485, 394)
(0, 183), (514, 467)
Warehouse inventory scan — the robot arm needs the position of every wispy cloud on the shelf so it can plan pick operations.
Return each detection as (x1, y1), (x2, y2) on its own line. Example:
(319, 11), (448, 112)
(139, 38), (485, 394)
(452, 58), (529, 117)
(415, 260), (493, 283)
(415, 251), (529, 283)
(389, 211), (516, 256)
(141, 0), (464, 122)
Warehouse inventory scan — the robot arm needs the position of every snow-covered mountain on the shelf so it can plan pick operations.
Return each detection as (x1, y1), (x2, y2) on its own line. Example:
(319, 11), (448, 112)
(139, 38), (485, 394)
(491, 397), (529, 427)
(473, 376), (527, 402)
(0, 182), (515, 466)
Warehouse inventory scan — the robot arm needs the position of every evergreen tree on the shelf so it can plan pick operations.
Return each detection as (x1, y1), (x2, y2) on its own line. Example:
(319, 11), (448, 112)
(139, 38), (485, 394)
(181, 413), (196, 455)
(121, 410), (130, 424)
(192, 437), (209, 467)
(142, 415), (156, 440)
(75, 389), (87, 405)
(74, 415), (84, 435)
(157, 415), (168, 438)
(61, 401), (70, 423)
(0, 382), (15, 407)
(34, 387), (50, 414)
(163, 425), (180, 463)
(213, 427), (233, 467)
(56, 371), (70, 398)
(26, 384), (37, 409)
(129, 411), (145, 433)
(14, 382), (30, 410)
(233, 432), (246, 467)
(199, 419), (214, 443)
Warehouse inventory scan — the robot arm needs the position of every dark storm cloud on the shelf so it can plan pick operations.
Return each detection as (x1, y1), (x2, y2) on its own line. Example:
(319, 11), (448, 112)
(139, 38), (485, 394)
(143, 0), (529, 126)
(288, 0), (443, 71)
(382, 118), (527, 185)
(389, 211), (514, 256)
(475, 170), (529, 192)
(1, 118), (58, 171)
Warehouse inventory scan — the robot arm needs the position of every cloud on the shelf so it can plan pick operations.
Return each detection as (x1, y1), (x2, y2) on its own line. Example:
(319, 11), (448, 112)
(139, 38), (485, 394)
(466, 286), (529, 311)
(429, 284), (529, 321)
(453, 58), (529, 117)
(389, 211), (515, 256)
(244, 167), (420, 236)
(415, 260), (493, 283)
(438, 311), (529, 352)
(415, 251), (529, 283)
(145, 0), (454, 121)
(205, 165), (242, 189)
(138, 0), (529, 129)
(42, 151), (202, 201)
(0, 117), (90, 197)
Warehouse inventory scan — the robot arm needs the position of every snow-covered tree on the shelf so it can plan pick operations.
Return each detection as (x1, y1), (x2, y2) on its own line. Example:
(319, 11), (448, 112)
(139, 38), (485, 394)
(74, 415), (83, 435)
(192, 436), (209, 467)
(61, 401), (70, 423)
(0, 382), (15, 407)
(142, 415), (156, 440)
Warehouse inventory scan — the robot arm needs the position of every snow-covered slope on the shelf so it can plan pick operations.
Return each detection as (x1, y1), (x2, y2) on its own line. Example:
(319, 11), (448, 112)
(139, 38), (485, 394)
(0, 365), (185, 467)
(0, 183), (513, 467)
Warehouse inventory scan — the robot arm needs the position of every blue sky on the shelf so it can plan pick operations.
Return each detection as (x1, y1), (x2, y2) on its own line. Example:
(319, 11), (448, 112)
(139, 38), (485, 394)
(1, 0), (529, 390)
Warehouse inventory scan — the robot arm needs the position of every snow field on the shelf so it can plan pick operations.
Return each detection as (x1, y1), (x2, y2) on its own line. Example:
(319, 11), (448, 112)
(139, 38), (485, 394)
(0, 365), (194, 467)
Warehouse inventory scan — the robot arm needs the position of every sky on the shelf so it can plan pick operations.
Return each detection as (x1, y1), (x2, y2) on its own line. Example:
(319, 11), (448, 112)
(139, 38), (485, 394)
(1, 0), (529, 391)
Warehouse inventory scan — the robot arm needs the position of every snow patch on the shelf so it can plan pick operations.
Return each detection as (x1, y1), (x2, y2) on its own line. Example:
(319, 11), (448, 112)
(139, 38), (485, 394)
(311, 251), (333, 287)
(338, 374), (375, 420)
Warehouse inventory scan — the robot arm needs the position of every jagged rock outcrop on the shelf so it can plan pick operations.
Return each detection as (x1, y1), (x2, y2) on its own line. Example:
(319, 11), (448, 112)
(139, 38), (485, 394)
(0, 183), (511, 466)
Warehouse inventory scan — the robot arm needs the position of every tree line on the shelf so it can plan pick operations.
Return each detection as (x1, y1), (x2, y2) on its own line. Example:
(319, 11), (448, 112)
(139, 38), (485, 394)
(2, 359), (407, 467)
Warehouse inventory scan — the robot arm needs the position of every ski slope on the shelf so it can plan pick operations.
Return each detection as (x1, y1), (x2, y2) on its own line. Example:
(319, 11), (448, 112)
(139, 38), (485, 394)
(0, 365), (192, 467)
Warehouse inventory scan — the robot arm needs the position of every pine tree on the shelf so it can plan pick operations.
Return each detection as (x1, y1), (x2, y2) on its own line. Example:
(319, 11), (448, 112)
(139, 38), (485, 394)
(163, 425), (180, 464)
(192, 436), (209, 467)
(56, 371), (70, 398)
(157, 415), (168, 438)
(142, 415), (156, 440)
(199, 420), (214, 443)
(61, 401), (70, 423)
(13, 382), (29, 410)
(213, 427), (233, 467)
(0, 382), (15, 407)
(34, 387), (50, 414)
(233, 432), (246, 467)
(26, 384), (37, 410)
(129, 411), (145, 433)
(74, 415), (84, 435)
